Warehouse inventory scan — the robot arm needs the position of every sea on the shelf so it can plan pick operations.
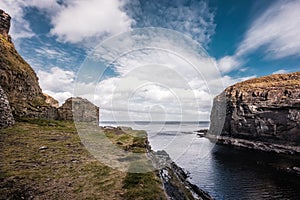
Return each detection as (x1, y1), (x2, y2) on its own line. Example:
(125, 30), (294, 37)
(100, 121), (300, 200)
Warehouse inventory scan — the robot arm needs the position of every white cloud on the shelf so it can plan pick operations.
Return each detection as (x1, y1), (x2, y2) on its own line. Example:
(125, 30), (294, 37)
(1, 0), (132, 46)
(236, 0), (300, 59)
(37, 67), (75, 104)
(50, 0), (133, 44)
(35, 47), (62, 58)
(217, 56), (241, 73)
(272, 69), (289, 74)
(72, 28), (227, 121)
(215, 0), (300, 74)
(0, 1), (34, 40)
(0, 0), (60, 40)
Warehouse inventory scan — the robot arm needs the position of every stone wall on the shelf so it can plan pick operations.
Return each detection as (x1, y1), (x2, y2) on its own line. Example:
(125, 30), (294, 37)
(0, 86), (15, 128)
(209, 72), (300, 146)
(58, 97), (99, 123)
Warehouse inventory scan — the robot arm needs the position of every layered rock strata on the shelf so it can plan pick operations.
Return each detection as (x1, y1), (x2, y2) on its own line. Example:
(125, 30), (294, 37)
(208, 72), (300, 154)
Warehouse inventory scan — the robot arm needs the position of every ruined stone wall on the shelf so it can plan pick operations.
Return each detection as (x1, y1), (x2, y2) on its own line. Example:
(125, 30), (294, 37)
(58, 97), (99, 123)
(0, 86), (15, 128)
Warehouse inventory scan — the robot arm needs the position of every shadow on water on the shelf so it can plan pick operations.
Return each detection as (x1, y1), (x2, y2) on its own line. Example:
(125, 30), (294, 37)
(206, 144), (300, 200)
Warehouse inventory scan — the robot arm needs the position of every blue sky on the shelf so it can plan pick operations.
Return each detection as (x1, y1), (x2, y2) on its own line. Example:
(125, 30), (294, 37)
(1, 0), (300, 121)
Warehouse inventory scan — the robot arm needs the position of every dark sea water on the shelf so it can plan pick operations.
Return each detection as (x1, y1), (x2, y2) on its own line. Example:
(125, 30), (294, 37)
(100, 121), (300, 200)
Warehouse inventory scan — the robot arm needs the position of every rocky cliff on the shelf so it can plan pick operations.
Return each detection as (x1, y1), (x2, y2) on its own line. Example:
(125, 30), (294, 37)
(0, 9), (11, 42)
(0, 9), (57, 119)
(44, 93), (59, 108)
(208, 72), (300, 153)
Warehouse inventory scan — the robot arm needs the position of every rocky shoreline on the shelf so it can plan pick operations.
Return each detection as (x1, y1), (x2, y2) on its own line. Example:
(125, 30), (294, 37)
(145, 140), (213, 200)
(207, 135), (300, 155)
(206, 134), (300, 176)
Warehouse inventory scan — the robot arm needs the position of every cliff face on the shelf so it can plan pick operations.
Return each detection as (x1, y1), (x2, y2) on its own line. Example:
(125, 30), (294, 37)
(209, 72), (300, 147)
(0, 9), (57, 119)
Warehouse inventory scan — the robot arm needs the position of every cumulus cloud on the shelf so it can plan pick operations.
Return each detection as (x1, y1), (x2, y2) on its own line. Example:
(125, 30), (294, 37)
(50, 0), (133, 44)
(1, 0), (216, 48)
(71, 28), (230, 121)
(32, 28), (255, 121)
(37, 67), (75, 104)
(217, 56), (241, 73)
(0, 0), (132, 46)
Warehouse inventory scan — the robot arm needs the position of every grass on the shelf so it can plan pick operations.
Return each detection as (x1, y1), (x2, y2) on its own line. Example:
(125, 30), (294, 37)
(230, 71), (300, 91)
(0, 34), (36, 76)
(0, 118), (166, 199)
(123, 168), (166, 200)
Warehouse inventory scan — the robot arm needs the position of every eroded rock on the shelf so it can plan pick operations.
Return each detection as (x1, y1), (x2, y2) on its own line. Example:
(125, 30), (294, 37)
(209, 72), (300, 148)
(0, 9), (11, 42)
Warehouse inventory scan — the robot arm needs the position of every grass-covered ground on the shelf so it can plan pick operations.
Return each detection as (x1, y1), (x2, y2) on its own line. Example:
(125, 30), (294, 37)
(0, 118), (166, 199)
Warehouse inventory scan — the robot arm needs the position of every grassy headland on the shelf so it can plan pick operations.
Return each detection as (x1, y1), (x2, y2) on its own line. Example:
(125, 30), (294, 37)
(0, 118), (166, 199)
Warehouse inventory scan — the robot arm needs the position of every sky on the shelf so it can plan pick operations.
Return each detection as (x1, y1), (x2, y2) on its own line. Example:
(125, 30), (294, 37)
(1, 0), (300, 121)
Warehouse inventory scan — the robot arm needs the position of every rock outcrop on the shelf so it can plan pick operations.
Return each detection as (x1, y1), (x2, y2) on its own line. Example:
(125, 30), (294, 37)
(208, 72), (300, 153)
(0, 9), (11, 42)
(0, 10), (57, 119)
(58, 97), (99, 123)
(44, 93), (59, 108)
(0, 85), (15, 128)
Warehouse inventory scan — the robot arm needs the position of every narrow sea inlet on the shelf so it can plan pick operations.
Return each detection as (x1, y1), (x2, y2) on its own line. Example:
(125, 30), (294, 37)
(100, 121), (300, 200)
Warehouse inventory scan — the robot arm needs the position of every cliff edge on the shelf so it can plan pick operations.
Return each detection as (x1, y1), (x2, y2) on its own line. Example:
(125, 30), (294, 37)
(0, 9), (57, 119)
(208, 72), (300, 154)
